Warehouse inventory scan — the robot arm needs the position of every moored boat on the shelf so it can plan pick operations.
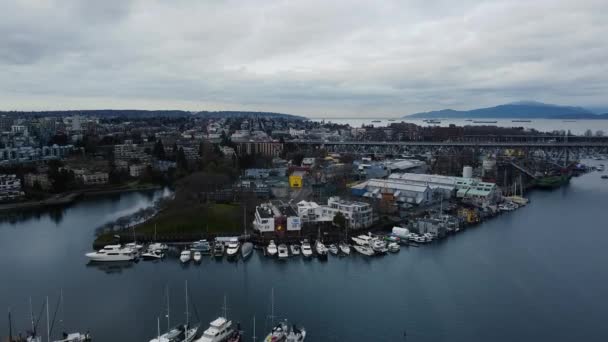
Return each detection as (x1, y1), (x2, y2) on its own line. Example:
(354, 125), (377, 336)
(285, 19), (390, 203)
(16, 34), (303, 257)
(388, 242), (400, 253)
(266, 240), (278, 257)
(85, 244), (137, 262)
(353, 245), (374, 256)
(278, 244), (289, 259)
(226, 239), (240, 259)
(315, 240), (328, 259)
(289, 244), (301, 256)
(241, 242), (254, 259)
(213, 242), (225, 258)
(180, 250), (191, 263)
(338, 242), (350, 255)
(142, 249), (165, 260)
(328, 244), (339, 255)
(301, 240), (313, 258)
(193, 251), (202, 263)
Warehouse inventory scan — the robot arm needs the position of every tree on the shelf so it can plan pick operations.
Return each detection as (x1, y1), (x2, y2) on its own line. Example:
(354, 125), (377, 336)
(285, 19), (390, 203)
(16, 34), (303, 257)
(333, 212), (347, 230)
(153, 139), (166, 159)
(596, 130), (604, 137)
(176, 147), (188, 171)
(584, 129), (593, 137)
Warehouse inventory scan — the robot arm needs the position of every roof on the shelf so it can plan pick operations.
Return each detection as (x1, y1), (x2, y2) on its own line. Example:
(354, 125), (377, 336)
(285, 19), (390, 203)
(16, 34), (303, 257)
(364, 179), (431, 193)
(291, 170), (306, 177)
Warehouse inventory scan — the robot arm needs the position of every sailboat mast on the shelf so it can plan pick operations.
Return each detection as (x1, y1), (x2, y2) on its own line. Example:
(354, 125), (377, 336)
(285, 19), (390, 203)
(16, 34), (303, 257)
(223, 295), (227, 318)
(46, 296), (50, 342)
(60, 289), (64, 332)
(166, 286), (170, 331)
(185, 280), (189, 328)
(270, 288), (275, 326)
(252, 315), (256, 342)
(8, 308), (13, 342)
(29, 297), (35, 334)
(157, 317), (160, 341)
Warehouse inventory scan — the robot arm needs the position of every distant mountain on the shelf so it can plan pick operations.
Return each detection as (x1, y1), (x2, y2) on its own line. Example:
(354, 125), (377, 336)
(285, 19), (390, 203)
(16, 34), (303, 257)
(406, 102), (608, 119)
(196, 111), (307, 120)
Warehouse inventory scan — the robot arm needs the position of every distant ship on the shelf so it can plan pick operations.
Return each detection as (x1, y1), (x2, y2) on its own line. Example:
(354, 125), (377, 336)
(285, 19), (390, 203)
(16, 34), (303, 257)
(473, 120), (498, 124)
(371, 120), (382, 123)
(511, 120), (532, 122)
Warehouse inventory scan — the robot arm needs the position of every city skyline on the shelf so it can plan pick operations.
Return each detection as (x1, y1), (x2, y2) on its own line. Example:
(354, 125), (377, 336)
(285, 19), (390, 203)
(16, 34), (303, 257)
(1, 0), (607, 117)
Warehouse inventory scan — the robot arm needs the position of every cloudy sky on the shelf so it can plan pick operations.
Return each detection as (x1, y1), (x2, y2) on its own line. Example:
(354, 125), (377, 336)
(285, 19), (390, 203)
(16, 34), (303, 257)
(1, 0), (607, 117)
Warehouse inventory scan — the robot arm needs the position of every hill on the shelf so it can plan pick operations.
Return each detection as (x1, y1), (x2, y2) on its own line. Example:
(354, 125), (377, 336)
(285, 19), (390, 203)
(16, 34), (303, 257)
(0, 109), (307, 120)
(196, 110), (307, 120)
(406, 102), (608, 119)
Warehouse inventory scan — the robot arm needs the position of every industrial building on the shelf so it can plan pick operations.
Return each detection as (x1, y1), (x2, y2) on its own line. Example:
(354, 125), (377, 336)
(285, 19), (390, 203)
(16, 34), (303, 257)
(296, 196), (375, 229)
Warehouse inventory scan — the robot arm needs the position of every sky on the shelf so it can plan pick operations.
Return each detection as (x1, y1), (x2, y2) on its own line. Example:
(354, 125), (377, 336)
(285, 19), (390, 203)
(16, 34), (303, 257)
(0, 0), (607, 118)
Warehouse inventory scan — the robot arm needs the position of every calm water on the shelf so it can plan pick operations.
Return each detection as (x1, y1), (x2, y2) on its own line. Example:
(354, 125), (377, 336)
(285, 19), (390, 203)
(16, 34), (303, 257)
(2, 172), (608, 341)
(313, 118), (608, 135)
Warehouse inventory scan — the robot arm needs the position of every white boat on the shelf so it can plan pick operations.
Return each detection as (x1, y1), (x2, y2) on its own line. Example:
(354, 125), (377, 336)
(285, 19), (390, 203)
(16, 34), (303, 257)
(191, 240), (211, 255)
(351, 235), (373, 246)
(353, 245), (374, 256)
(315, 240), (328, 259)
(213, 242), (225, 258)
(195, 317), (235, 342)
(266, 240), (278, 257)
(142, 249), (165, 260)
(371, 239), (388, 254)
(125, 242), (144, 252)
(301, 240), (313, 258)
(85, 244), (137, 262)
(180, 250), (191, 263)
(423, 233), (434, 242)
(265, 321), (306, 342)
(277, 244), (289, 259)
(241, 242), (254, 259)
(226, 239), (240, 259)
(53, 332), (91, 342)
(338, 242), (350, 255)
(149, 242), (169, 251)
(328, 244), (339, 255)
(388, 242), (400, 253)
(193, 251), (202, 263)
(289, 244), (301, 256)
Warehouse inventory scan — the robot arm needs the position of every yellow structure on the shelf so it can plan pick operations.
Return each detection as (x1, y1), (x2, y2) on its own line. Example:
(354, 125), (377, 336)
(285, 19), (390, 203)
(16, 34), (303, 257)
(289, 171), (305, 188)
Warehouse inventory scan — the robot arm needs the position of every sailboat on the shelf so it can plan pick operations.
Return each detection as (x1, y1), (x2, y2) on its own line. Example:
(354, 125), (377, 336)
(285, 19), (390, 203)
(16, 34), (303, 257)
(263, 289), (306, 342)
(25, 297), (42, 342)
(150, 283), (199, 342)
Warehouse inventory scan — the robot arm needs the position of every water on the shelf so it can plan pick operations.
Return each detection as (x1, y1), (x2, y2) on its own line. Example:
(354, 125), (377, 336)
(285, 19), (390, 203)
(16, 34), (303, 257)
(313, 118), (608, 135)
(2, 174), (608, 341)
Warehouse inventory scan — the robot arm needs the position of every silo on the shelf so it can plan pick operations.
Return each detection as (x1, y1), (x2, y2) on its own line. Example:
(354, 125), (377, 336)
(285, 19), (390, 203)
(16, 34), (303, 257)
(463, 166), (473, 178)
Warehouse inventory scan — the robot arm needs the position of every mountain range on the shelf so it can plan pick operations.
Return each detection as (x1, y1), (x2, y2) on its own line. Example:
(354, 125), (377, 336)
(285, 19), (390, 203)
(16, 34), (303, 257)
(406, 101), (608, 119)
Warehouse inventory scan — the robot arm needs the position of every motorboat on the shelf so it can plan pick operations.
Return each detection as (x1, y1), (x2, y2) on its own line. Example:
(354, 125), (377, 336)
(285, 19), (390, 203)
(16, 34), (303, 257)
(388, 242), (400, 253)
(149, 242), (169, 251)
(315, 240), (328, 259)
(125, 242), (144, 252)
(52, 332), (92, 342)
(338, 242), (350, 255)
(423, 233), (434, 242)
(266, 240), (278, 257)
(301, 240), (313, 258)
(328, 244), (339, 255)
(226, 239), (240, 259)
(142, 249), (165, 260)
(241, 242), (254, 259)
(265, 321), (306, 342)
(289, 244), (301, 256)
(353, 245), (374, 256)
(150, 324), (199, 342)
(180, 250), (191, 263)
(191, 240), (211, 255)
(213, 242), (225, 258)
(371, 239), (388, 254)
(193, 251), (202, 263)
(278, 244), (289, 259)
(351, 235), (373, 246)
(85, 244), (137, 262)
(195, 317), (235, 342)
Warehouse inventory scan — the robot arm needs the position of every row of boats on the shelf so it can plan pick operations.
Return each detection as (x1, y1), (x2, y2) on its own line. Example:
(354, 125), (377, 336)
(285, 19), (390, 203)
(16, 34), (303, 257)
(179, 239), (254, 264)
(263, 236), (400, 259)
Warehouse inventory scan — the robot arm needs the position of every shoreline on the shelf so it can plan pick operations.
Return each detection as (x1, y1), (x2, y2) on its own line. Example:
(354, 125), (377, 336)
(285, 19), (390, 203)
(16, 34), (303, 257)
(0, 184), (163, 212)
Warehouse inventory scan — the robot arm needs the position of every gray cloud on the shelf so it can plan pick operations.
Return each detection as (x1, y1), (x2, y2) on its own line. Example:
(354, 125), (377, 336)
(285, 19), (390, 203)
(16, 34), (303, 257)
(0, 0), (607, 117)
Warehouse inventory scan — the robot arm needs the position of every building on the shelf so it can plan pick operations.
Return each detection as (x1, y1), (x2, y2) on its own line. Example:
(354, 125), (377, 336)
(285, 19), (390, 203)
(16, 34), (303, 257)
(219, 146), (236, 158)
(24, 173), (51, 190)
(129, 164), (147, 177)
(154, 160), (176, 172)
(0, 174), (25, 201)
(289, 170), (306, 188)
(351, 178), (434, 206)
(301, 157), (316, 168)
(235, 142), (283, 157)
(80, 172), (109, 185)
(296, 196), (375, 229)
(253, 201), (301, 234)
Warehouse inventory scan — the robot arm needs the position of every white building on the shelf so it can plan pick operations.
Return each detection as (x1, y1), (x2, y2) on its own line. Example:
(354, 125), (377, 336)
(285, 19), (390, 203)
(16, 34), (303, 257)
(129, 164), (147, 177)
(296, 196), (375, 229)
(253, 201), (301, 234)
(0, 174), (24, 201)
(351, 179), (434, 205)
(81, 172), (109, 185)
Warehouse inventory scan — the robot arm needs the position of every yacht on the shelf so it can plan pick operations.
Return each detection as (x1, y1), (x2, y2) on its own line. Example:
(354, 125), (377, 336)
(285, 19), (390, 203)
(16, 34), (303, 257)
(142, 249), (165, 260)
(226, 239), (240, 259)
(314, 240), (328, 259)
(353, 245), (374, 256)
(191, 240), (212, 255)
(351, 235), (373, 247)
(53, 332), (92, 342)
(371, 239), (388, 254)
(193, 251), (202, 263)
(213, 242), (225, 258)
(149, 242), (169, 251)
(289, 244), (301, 256)
(264, 321), (306, 342)
(338, 242), (351, 255)
(388, 242), (400, 253)
(266, 240), (278, 257)
(241, 242), (253, 259)
(328, 244), (339, 255)
(180, 250), (192, 263)
(301, 240), (313, 258)
(195, 317), (236, 342)
(277, 244), (289, 259)
(85, 244), (137, 262)
(125, 242), (144, 252)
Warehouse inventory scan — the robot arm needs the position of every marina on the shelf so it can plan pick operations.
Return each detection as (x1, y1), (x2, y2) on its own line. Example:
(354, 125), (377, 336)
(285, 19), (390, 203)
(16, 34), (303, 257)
(2, 168), (608, 341)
